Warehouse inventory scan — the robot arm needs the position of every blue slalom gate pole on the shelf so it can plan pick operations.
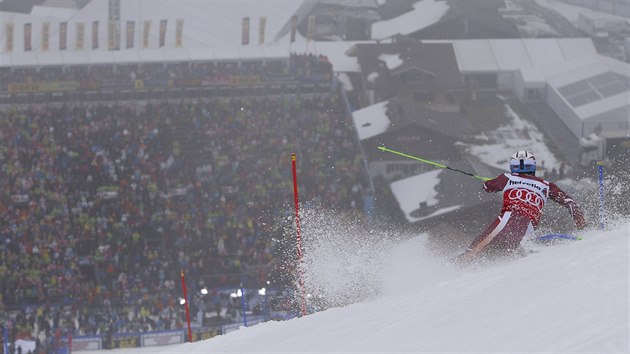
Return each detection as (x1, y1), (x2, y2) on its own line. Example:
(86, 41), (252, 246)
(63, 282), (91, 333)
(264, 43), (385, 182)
(240, 283), (248, 327)
(597, 162), (606, 230)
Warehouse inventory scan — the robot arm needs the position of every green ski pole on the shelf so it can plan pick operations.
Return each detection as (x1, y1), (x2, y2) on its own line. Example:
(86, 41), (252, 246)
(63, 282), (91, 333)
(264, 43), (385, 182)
(378, 146), (491, 182)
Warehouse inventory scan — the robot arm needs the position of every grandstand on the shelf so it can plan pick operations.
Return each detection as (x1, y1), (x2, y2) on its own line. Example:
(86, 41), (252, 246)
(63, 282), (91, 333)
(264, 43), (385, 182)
(0, 1), (373, 353)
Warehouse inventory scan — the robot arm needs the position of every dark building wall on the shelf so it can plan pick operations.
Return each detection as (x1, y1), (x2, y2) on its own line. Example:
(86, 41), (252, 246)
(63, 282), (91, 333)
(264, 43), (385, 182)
(0, 0), (44, 13)
(411, 18), (519, 40)
(364, 126), (461, 162)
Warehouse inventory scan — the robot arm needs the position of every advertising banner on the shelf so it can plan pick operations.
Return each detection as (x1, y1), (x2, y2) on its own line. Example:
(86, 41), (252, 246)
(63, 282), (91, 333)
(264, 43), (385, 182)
(92, 20), (99, 49)
(59, 22), (67, 50)
(108, 20), (120, 50)
(42, 22), (50, 51)
(126, 21), (135, 49)
(175, 19), (184, 48)
(24, 23), (32, 51)
(229, 75), (260, 85)
(7, 81), (79, 93)
(141, 330), (184, 347)
(192, 328), (220, 341)
(242, 17), (250, 45)
(159, 19), (167, 47)
(76, 22), (85, 50)
(143, 20), (151, 48)
(111, 334), (140, 349)
(71, 336), (101, 351)
(5, 23), (13, 52)
(258, 17), (266, 45)
(307, 15), (316, 41)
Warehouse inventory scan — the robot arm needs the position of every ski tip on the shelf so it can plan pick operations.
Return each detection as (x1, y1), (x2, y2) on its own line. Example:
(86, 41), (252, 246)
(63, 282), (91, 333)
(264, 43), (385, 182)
(378, 146), (386, 151)
(536, 234), (580, 242)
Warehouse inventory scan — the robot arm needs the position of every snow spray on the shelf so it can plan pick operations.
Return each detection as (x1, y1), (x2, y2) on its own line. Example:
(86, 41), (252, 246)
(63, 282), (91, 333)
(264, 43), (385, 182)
(297, 207), (458, 309)
(597, 162), (606, 230)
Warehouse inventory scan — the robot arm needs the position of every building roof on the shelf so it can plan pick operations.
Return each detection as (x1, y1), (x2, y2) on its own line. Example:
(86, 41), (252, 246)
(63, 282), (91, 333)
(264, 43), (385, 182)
(352, 100), (391, 141)
(0, 0), (305, 66)
(529, 54), (630, 121)
(352, 97), (475, 142)
(354, 39), (463, 89)
(387, 97), (475, 139)
(389, 159), (487, 223)
(371, 0), (450, 40)
(440, 38), (597, 73)
(411, 0), (519, 39)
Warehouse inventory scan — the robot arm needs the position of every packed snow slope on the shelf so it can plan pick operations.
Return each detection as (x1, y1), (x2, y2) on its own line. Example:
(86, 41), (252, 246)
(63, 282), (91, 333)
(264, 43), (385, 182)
(104, 221), (628, 353)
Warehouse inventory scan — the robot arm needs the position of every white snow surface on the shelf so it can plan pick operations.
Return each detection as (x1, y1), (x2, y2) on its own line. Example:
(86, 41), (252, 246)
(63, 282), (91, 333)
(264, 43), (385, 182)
(371, 0), (450, 40)
(389, 170), (461, 222)
(86, 220), (629, 353)
(378, 53), (403, 70)
(351, 100), (390, 140)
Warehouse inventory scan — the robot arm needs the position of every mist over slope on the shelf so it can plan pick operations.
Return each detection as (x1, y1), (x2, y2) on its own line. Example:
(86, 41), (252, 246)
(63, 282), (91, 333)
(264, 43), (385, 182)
(115, 218), (628, 353)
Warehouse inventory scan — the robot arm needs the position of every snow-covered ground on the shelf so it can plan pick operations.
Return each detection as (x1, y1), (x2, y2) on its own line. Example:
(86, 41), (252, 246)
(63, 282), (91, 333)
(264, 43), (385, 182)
(466, 100), (560, 176)
(536, 0), (630, 25)
(80, 218), (629, 353)
(500, 0), (559, 37)
(371, 0), (450, 40)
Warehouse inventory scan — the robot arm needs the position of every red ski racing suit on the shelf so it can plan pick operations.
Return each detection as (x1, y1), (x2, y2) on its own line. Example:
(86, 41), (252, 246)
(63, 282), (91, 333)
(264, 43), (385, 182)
(460, 173), (586, 260)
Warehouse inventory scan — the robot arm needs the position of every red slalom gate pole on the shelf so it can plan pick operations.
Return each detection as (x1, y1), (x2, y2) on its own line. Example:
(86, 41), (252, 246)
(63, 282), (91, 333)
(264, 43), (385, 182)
(180, 270), (193, 343)
(291, 153), (307, 317)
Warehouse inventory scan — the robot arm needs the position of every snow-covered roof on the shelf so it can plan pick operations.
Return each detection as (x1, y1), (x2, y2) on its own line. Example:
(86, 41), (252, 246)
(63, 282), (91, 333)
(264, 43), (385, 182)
(310, 41), (366, 73)
(535, 0), (630, 25)
(378, 53), (403, 70)
(336, 73), (354, 91)
(371, 0), (450, 40)
(442, 38), (597, 73)
(0, 0), (304, 66)
(389, 170), (461, 222)
(534, 54), (630, 121)
(351, 101), (390, 141)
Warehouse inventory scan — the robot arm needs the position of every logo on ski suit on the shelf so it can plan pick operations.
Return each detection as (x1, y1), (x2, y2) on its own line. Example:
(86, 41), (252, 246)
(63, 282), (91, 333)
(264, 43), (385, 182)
(502, 174), (549, 224)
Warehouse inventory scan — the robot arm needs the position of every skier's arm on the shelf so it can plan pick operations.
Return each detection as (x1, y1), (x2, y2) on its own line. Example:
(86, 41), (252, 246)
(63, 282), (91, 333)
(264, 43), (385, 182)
(549, 182), (587, 229)
(483, 174), (508, 193)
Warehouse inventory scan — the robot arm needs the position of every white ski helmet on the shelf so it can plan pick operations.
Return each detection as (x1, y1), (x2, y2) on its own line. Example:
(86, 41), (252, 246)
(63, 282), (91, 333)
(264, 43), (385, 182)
(509, 150), (536, 174)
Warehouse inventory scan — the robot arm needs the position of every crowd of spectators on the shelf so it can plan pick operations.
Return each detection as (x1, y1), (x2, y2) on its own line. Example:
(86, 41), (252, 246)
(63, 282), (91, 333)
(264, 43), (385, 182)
(0, 86), (367, 352)
(0, 54), (333, 88)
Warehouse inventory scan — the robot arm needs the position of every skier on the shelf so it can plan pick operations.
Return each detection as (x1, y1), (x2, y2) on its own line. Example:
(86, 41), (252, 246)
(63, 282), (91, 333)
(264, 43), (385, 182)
(456, 151), (587, 263)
